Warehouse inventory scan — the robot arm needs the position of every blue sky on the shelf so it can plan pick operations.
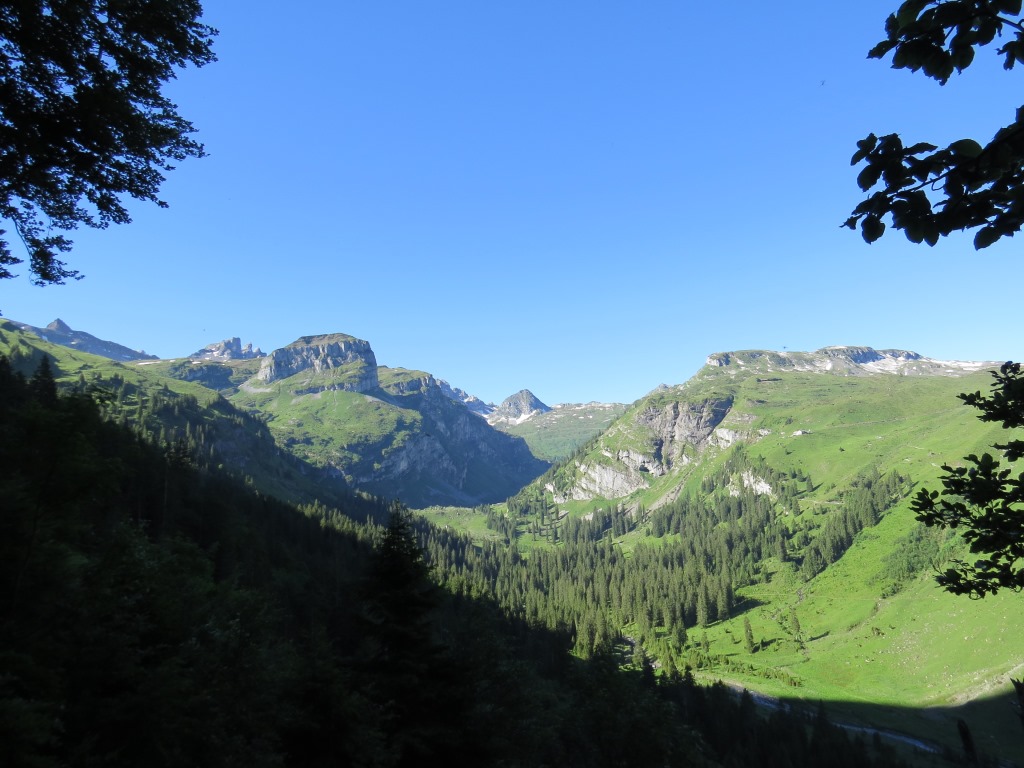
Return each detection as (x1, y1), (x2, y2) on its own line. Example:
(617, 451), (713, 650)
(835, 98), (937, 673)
(1, 1), (1021, 405)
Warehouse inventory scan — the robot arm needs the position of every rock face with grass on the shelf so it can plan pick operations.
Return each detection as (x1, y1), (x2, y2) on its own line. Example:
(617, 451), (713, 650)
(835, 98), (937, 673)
(358, 368), (549, 505)
(224, 337), (548, 507)
(541, 346), (999, 505)
(255, 333), (379, 391)
(706, 346), (993, 376)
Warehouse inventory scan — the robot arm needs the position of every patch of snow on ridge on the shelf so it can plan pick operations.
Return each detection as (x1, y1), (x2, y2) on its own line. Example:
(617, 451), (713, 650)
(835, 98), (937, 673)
(861, 354), (997, 375)
(861, 357), (906, 374)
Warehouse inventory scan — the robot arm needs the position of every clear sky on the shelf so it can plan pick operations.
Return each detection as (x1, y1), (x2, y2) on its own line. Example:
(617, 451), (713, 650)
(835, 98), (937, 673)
(1, 1), (1021, 406)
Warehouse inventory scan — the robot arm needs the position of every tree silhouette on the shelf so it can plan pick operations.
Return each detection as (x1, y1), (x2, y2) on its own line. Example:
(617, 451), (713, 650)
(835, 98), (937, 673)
(0, 0), (216, 284)
(911, 362), (1024, 596)
(846, 1), (1024, 249)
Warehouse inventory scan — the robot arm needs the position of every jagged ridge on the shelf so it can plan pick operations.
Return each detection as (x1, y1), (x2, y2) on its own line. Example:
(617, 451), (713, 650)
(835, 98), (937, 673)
(13, 318), (157, 362)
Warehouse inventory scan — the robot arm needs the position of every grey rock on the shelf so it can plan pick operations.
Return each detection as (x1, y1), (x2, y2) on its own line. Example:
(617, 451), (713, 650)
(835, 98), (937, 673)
(190, 337), (265, 360)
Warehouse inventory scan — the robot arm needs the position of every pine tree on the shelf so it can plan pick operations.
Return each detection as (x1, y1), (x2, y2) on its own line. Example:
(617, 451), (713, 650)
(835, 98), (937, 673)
(29, 356), (57, 405)
(743, 616), (756, 654)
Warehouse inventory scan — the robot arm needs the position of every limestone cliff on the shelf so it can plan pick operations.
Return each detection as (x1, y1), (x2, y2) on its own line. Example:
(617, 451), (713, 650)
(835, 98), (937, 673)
(550, 395), (734, 502)
(539, 345), (998, 506)
(255, 333), (379, 391)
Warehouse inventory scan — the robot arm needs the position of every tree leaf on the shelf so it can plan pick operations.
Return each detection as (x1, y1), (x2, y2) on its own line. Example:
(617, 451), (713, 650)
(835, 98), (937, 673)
(869, 39), (898, 59)
(850, 134), (878, 165)
(896, 0), (928, 29)
(904, 219), (925, 243)
(862, 215), (886, 243)
(952, 44), (975, 73)
(857, 162), (884, 191)
(974, 225), (1001, 248)
(949, 138), (984, 158)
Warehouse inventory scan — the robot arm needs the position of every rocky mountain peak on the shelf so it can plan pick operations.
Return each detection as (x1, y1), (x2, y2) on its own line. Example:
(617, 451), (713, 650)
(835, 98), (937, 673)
(13, 318), (157, 361)
(191, 337), (265, 361)
(489, 389), (551, 426)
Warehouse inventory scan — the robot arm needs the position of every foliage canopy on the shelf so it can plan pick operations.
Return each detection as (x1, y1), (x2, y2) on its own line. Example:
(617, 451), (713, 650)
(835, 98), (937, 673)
(912, 362), (1024, 596)
(0, 0), (216, 285)
(845, 0), (1024, 249)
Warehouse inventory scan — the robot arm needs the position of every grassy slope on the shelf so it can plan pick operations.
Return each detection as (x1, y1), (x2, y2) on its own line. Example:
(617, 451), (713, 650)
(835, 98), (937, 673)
(0, 321), (353, 506)
(657, 370), (1023, 763)
(496, 403), (630, 461)
(0, 319), (224, 407)
(427, 364), (1024, 763)
(228, 366), (421, 478)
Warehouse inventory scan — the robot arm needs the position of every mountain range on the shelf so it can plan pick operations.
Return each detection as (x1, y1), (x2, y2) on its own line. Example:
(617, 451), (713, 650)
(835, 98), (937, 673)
(5, 317), (1023, 763)
(8, 320), (621, 507)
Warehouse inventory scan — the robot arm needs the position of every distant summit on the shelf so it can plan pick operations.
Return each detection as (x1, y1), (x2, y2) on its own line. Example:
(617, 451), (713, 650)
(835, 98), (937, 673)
(12, 318), (157, 362)
(488, 389), (551, 426)
(190, 337), (265, 361)
(702, 346), (996, 377)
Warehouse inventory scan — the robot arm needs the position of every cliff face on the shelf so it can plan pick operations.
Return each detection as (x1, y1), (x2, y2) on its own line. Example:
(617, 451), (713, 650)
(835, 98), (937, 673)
(255, 334), (379, 391)
(553, 396), (734, 502)
(371, 369), (549, 506)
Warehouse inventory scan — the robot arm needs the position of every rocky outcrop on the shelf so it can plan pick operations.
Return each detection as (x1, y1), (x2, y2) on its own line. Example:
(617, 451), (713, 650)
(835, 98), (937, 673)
(12, 318), (158, 361)
(255, 333), (378, 391)
(191, 337), (264, 360)
(704, 346), (993, 377)
(554, 396), (734, 501)
(634, 397), (734, 471)
(559, 448), (658, 501)
(438, 379), (493, 416)
(379, 370), (492, 416)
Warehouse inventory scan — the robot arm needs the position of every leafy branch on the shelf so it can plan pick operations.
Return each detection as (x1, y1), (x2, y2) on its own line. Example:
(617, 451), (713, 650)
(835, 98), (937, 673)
(846, 0), (1024, 248)
(911, 363), (1024, 597)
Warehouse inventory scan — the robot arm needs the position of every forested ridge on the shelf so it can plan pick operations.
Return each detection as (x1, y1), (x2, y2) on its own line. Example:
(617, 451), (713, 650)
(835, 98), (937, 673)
(0, 354), (911, 766)
(427, 449), (911, 674)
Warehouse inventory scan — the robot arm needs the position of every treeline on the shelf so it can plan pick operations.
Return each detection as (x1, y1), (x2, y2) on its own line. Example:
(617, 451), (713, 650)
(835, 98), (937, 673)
(798, 469), (908, 579)
(29, 354), (364, 510)
(0, 356), (908, 766)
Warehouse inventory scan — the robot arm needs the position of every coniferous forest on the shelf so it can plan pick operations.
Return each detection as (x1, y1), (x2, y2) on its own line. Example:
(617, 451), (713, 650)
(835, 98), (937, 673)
(0, 355), (916, 766)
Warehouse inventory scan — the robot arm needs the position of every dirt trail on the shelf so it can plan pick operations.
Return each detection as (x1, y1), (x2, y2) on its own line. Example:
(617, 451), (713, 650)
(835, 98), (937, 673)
(723, 682), (941, 755)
